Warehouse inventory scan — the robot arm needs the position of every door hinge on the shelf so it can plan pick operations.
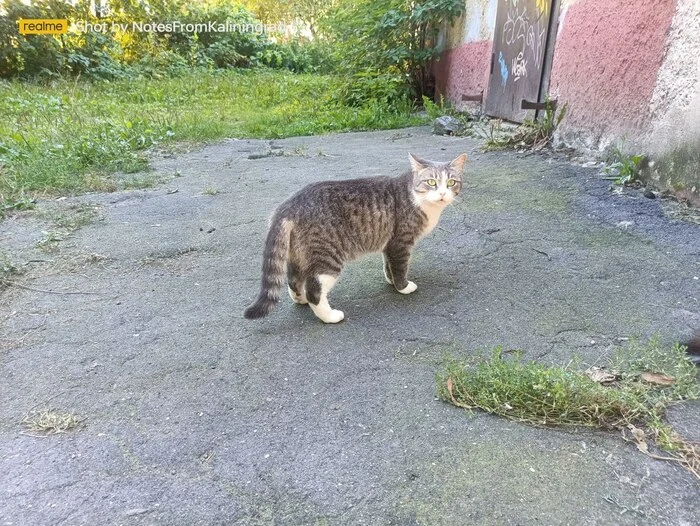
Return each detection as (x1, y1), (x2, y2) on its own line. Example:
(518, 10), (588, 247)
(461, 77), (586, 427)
(461, 91), (483, 103)
(521, 99), (557, 111)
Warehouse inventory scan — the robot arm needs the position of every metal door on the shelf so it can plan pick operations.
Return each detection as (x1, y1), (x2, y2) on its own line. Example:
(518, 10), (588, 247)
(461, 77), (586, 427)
(484, 0), (558, 122)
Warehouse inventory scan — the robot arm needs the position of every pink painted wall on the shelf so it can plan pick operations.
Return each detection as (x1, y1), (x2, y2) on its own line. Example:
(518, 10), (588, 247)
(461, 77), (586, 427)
(433, 40), (492, 103)
(550, 0), (677, 147)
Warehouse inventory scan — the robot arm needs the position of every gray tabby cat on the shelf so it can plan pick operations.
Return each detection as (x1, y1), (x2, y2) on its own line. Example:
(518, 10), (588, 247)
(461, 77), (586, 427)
(244, 152), (468, 323)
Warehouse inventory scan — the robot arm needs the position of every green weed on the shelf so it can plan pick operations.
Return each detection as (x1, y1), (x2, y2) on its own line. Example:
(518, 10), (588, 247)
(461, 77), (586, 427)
(437, 337), (699, 477)
(422, 94), (456, 120)
(47, 203), (100, 232)
(0, 251), (22, 284)
(603, 147), (646, 185)
(0, 193), (35, 219)
(438, 348), (645, 428)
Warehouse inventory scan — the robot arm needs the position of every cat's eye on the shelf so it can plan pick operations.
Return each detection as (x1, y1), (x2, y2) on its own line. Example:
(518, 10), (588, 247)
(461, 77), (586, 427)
(447, 179), (457, 187)
(426, 179), (437, 187)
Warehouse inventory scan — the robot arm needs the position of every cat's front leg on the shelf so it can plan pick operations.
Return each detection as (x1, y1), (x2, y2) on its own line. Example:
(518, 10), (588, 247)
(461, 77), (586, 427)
(382, 254), (393, 284)
(384, 243), (417, 294)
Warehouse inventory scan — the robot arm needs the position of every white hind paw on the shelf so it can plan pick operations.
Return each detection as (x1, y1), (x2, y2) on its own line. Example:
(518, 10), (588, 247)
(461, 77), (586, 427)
(397, 281), (417, 295)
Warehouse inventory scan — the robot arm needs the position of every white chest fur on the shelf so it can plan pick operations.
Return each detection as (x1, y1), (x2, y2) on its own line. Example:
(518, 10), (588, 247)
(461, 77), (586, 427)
(418, 203), (446, 239)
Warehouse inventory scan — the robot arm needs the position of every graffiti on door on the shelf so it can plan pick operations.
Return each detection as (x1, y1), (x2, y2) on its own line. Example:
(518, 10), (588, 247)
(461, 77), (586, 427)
(484, 0), (557, 122)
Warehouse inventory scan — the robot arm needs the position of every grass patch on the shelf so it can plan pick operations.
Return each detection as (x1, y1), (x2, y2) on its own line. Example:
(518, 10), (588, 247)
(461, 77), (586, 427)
(437, 337), (699, 477)
(0, 69), (424, 208)
(21, 407), (83, 436)
(42, 202), (100, 232)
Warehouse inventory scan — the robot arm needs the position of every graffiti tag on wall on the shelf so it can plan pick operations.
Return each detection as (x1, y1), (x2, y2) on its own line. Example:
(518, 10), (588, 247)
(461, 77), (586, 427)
(512, 51), (527, 82)
(498, 51), (509, 90)
(498, 0), (548, 88)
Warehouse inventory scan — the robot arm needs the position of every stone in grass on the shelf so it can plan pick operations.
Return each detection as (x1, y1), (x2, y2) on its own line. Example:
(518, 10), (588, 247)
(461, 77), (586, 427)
(433, 115), (464, 136)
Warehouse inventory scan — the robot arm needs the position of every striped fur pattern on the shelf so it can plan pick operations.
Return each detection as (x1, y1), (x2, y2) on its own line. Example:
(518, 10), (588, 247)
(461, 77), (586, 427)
(243, 153), (468, 323)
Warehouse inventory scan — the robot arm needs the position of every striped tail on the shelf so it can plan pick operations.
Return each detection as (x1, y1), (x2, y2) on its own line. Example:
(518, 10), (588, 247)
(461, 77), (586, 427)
(244, 216), (293, 319)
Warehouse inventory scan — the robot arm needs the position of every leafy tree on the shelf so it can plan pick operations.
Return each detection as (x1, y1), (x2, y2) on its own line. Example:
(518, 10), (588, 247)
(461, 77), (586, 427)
(244, 0), (337, 37)
(323, 0), (464, 100)
(242, 0), (294, 25)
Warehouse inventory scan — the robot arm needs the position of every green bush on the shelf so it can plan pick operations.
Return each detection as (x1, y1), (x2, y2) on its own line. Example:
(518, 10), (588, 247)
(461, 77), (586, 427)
(259, 40), (336, 74)
(0, 0), (80, 78)
(322, 0), (464, 100)
(339, 70), (411, 108)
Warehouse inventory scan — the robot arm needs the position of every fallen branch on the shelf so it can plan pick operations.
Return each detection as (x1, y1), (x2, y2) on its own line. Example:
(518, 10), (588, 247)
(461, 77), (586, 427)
(1, 280), (101, 295)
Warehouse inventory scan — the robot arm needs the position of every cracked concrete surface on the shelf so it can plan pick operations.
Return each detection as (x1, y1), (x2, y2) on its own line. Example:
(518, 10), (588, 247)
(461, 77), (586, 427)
(1, 127), (699, 524)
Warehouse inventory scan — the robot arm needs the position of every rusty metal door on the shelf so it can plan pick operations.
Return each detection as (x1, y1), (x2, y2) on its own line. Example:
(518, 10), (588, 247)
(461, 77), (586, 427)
(484, 0), (558, 122)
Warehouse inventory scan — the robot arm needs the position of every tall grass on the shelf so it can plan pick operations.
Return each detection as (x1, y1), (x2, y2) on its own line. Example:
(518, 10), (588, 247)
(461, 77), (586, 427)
(0, 69), (423, 210)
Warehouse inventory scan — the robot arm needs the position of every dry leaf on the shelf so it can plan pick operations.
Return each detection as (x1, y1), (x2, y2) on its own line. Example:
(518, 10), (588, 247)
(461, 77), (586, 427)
(446, 377), (472, 409)
(636, 440), (649, 454)
(585, 367), (619, 384)
(627, 424), (649, 453)
(446, 377), (460, 407)
(640, 372), (675, 386)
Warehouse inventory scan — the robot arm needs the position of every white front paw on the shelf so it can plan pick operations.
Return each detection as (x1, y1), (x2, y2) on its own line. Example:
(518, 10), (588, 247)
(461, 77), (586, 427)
(321, 309), (345, 324)
(397, 281), (417, 294)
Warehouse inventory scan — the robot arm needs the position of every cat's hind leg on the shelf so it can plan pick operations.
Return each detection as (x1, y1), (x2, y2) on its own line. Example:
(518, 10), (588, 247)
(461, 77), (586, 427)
(305, 274), (344, 323)
(287, 261), (308, 304)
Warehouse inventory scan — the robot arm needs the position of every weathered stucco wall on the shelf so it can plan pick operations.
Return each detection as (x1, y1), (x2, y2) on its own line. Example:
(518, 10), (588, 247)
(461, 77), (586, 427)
(550, 0), (677, 151)
(645, 0), (700, 154)
(435, 0), (700, 203)
(433, 0), (497, 107)
(641, 0), (700, 205)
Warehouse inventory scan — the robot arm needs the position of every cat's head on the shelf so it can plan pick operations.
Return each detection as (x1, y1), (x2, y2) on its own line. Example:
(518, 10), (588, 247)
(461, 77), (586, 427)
(409, 153), (468, 206)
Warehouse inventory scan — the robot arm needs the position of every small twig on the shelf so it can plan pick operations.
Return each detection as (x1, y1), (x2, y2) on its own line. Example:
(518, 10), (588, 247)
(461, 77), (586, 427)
(19, 432), (52, 438)
(532, 248), (552, 261)
(603, 495), (645, 516)
(1, 280), (101, 295)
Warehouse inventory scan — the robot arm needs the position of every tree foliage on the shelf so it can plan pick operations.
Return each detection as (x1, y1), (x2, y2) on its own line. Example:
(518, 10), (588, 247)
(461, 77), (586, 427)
(0, 0), (327, 79)
(322, 0), (464, 101)
(243, 0), (336, 36)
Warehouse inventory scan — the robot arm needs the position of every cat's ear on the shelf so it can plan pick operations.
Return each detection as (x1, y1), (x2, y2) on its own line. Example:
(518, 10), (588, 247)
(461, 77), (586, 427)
(409, 153), (429, 173)
(449, 153), (468, 173)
